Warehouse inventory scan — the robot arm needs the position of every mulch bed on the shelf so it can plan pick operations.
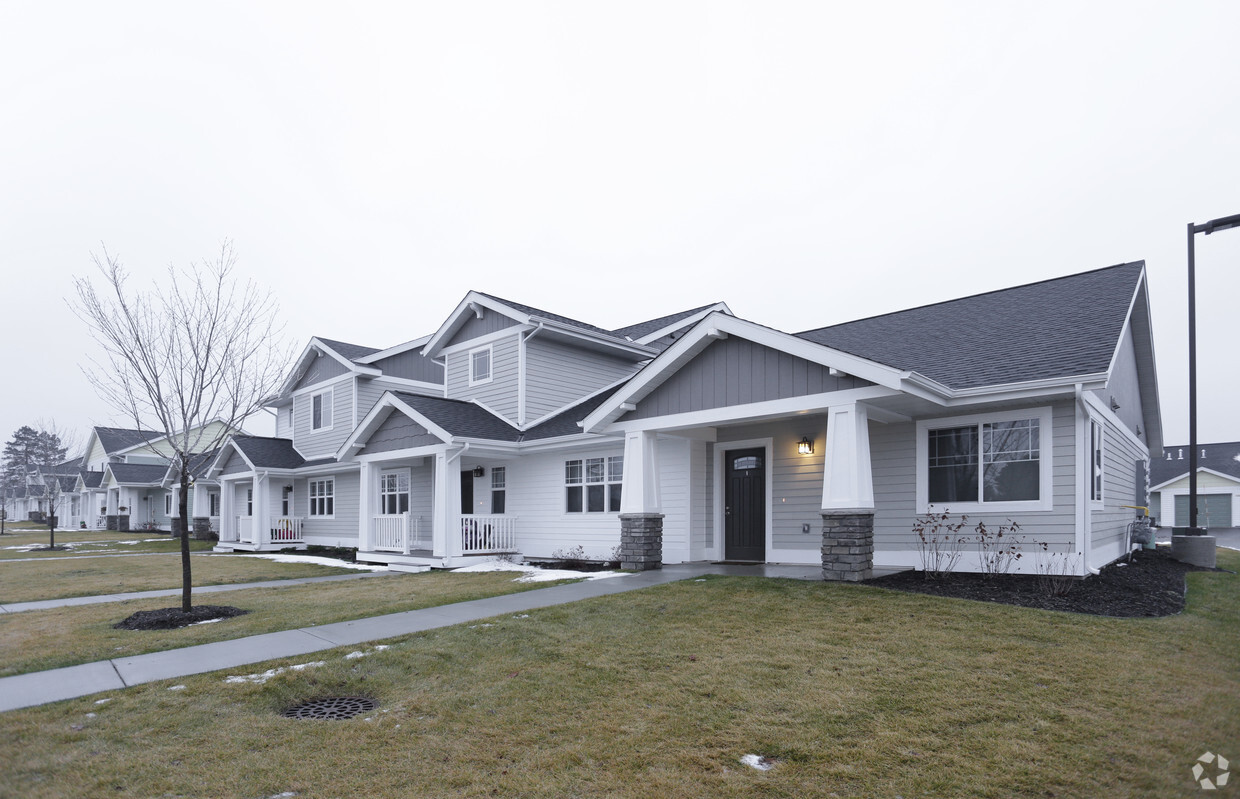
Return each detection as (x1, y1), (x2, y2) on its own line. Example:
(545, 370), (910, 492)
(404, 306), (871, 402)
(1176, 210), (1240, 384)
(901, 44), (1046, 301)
(113, 605), (249, 630)
(865, 547), (1221, 617)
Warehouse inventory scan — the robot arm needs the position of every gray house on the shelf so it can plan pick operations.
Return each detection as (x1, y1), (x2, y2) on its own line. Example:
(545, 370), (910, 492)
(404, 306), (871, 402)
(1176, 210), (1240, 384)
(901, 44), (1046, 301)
(210, 262), (1160, 579)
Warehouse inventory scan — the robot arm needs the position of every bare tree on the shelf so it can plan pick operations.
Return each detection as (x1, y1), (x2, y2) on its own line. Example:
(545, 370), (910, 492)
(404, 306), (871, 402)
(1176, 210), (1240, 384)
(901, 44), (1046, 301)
(73, 242), (291, 612)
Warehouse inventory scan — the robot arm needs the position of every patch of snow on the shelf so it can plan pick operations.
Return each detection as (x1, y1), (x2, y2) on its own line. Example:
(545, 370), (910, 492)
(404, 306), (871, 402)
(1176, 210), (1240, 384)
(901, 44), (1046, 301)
(225, 661), (326, 685)
(740, 754), (775, 771)
(452, 558), (628, 582)
(168, 685), (186, 691)
(231, 554), (387, 571)
(85, 712), (97, 718)
(468, 623), (495, 629)
(345, 651), (366, 660)
(94, 698), (113, 705)
(189, 617), (223, 626)
(266, 793), (297, 799)
(512, 614), (530, 619)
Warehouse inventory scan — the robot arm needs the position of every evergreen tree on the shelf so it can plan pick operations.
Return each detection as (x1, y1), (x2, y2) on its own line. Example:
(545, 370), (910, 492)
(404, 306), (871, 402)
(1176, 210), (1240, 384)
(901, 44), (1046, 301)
(1, 426), (68, 491)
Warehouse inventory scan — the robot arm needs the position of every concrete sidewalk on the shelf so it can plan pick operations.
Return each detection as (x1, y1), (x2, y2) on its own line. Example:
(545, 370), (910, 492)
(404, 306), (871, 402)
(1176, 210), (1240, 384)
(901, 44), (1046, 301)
(0, 563), (828, 712)
(0, 571), (393, 614)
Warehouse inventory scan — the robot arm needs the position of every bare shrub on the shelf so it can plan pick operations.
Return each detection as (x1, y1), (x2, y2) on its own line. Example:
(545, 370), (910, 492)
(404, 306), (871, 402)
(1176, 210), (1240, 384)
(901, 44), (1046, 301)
(1034, 543), (1081, 597)
(975, 519), (1025, 578)
(912, 507), (969, 579)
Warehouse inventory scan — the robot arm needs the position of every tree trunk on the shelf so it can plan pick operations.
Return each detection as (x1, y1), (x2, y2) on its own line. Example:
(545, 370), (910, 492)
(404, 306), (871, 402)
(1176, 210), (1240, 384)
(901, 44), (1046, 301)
(180, 465), (193, 612)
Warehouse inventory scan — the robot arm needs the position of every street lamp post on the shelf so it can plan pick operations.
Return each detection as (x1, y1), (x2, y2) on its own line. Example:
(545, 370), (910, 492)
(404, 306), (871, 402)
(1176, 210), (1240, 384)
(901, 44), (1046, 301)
(1186, 213), (1240, 534)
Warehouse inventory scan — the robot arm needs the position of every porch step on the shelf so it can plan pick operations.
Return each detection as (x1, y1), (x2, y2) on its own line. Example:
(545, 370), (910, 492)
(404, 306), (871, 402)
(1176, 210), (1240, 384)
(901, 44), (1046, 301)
(387, 563), (432, 574)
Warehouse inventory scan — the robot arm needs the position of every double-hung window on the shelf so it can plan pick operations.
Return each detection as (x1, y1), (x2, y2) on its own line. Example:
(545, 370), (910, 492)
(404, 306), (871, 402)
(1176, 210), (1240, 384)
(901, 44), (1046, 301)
(1090, 420), (1104, 504)
(917, 408), (1052, 513)
(469, 345), (492, 385)
(379, 471), (410, 515)
(209, 492), (220, 517)
(165, 493), (173, 516)
(309, 479), (335, 517)
(565, 456), (623, 513)
(311, 389), (333, 430)
(491, 467), (506, 514)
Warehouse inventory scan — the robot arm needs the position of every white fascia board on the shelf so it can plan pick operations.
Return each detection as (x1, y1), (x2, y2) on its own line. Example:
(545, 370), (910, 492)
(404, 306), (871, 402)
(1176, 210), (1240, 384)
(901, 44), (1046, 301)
(277, 339), (379, 397)
(365, 375), (445, 395)
(604, 385), (900, 434)
(511, 433), (625, 454)
(438, 326), (528, 357)
(356, 333), (434, 364)
(422, 292), (532, 358)
(582, 313), (913, 432)
(1101, 266), (1147, 387)
(354, 443), (448, 463)
(934, 373), (1109, 404)
(633, 302), (734, 345)
(290, 372), (355, 399)
(1150, 467), (1240, 492)
(287, 461), (359, 477)
(533, 319), (658, 358)
(334, 392), (454, 459)
(204, 438), (258, 480)
(312, 337), (382, 376)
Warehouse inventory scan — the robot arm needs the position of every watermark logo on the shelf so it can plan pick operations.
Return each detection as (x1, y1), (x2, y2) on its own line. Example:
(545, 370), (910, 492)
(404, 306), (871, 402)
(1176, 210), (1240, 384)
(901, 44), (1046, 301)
(1192, 752), (1230, 790)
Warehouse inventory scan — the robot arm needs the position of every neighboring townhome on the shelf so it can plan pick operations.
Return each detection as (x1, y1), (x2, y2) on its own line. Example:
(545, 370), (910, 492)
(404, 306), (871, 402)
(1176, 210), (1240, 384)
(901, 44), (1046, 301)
(212, 263), (1160, 579)
(1150, 442), (1240, 530)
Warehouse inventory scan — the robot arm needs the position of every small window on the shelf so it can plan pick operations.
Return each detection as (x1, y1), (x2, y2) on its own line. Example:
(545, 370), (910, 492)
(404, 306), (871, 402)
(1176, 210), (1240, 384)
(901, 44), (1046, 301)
(312, 389), (333, 430)
(566, 456), (622, 513)
(165, 493), (173, 515)
(309, 479), (335, 517)
(209, 492), (220, 517)
(246, 488), (254, 517)
(491, 466), (506, 514)
(379, 471), (410, 515)
(733, 455), (761, 471)
(469, 345), (492, 385)
(1090, 420), (1104, 503)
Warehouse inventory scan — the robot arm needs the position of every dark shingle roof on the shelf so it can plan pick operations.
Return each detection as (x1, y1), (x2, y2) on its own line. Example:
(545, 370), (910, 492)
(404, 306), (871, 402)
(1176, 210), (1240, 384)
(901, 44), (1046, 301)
(230, 437), (311, 470)
(316, 337), (381, 362)
(109, 463), (171, 485)
(391, 393), (521, 442)
(523, 387), (623, 441)
(182, 450), (220, 480)
(80, 470), (104, 489)
(52, 475), (77, 492)
(476, 293), (619, 339)
(611, 303), (722, 340)
(1151, 442), (1240, 486)
(796, 262), (1144, 390)
(96, 427), (162, 454)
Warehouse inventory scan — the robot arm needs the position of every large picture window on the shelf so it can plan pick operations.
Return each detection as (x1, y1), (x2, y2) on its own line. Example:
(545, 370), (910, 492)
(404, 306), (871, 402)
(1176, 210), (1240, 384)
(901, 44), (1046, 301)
(311, 389), (333, 430)
(309, 479), (335, 517)
(918, 408), (1052, 513)
(565, 456), (622, 513)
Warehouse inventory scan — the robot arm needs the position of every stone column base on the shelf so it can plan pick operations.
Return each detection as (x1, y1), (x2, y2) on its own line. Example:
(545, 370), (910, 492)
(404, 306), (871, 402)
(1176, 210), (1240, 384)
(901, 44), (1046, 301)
(1171, 534), (1216, 569)
(192, 517), (216, 541)
(106, 515), (119, 532)
(618, 513), (664, 571)
(822, 512), (874, 582)
(170, 517), (184, 537)
(117, 515), (130, 533)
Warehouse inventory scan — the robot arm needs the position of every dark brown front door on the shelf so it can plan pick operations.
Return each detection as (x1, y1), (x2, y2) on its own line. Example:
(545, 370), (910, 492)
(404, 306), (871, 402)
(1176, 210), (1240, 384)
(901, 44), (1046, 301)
(725, 448), (765, 561)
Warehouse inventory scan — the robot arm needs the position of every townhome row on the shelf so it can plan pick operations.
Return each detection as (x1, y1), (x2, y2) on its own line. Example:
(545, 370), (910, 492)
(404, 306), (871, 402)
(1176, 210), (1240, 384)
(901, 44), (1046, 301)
(14, 262), (1164, 579)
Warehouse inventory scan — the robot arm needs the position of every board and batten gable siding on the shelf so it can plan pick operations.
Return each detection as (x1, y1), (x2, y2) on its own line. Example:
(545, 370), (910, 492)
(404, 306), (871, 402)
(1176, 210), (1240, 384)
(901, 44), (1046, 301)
(1090, 417), (1150, 567)
(359, 412), (443, 455)
(441, 310), (522, 351)
(1092, 326), (1145, 437)
(716, 418), (829, 557)
(84, 438), (110, 471)
(292, 377), (355, 459)
(220, 449), (251, 475)
(625, 337), (873, 421)
(445, 333), (520, 422)
(524, 338), (640, 421)
(870, 400), (1079, 569)
(291, 352), (350, 392)
(370, 350), (444, 384)
(297, 471), (361, 546)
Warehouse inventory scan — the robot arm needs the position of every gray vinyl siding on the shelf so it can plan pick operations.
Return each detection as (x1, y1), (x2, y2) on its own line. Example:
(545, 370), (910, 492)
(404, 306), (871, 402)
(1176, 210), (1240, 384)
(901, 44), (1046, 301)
(356, 380), (387, 426)
(717, 418), (829, 554)
(441, 311), (521, 350)
(626, 337), (872, 421)
(871, 400), (1079, 562)
(292, 353), (349, 391)
(220, 449), (250, 475)
(274, 405), (293, 438)
(1092, 326), (1144, 437)
(370, 350), (444, 384)
(233, 481), (253, 515)
(359, 412), (443, 454)
(525, 338), (639, 421)
(1090, 419), (1150, 567)
(297, 471), (361, 542)
(690, 439), (713, 552)
(657, 437), (691, 562)
(444, 333), (520, 422)
(293, 378), (354, 459)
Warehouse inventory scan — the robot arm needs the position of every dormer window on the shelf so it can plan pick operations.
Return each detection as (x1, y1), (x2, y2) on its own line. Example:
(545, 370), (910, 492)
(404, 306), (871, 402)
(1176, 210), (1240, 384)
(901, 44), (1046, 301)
(312, 389), (333, 430)
(469, 345), (493, 385)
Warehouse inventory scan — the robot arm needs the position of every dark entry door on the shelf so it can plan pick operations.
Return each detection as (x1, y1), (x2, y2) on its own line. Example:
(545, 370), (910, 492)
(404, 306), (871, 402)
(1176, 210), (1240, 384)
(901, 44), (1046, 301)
(460, 471), (474, 515)
(725, 448), (766, 561)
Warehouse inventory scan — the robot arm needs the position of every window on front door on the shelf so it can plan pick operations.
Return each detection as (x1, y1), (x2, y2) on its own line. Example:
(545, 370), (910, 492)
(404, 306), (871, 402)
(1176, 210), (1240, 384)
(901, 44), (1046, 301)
(380, 471), (410, 514)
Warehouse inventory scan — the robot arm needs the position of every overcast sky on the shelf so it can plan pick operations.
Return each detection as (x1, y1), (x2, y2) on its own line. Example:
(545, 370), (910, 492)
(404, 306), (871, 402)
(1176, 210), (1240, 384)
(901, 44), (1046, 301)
(2, 1), (1238, 455)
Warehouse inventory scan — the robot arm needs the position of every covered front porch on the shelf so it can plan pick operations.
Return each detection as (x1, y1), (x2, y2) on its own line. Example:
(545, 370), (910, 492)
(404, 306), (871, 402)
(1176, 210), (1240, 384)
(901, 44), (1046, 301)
(214, 472), (307, 552)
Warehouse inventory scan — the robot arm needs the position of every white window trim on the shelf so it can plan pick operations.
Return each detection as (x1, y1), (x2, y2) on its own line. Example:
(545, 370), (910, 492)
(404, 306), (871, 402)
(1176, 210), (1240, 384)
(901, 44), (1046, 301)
(915, 406), (1055, 514)
(468, 344), (493, 386)
(378, 468), (411, 516)
(308, 478), (336, 519)
(165, 493), (173, 516)
(311, 388), (334, 431)
(1090, 419), (1105, 508)
(564, 455), (623, 514)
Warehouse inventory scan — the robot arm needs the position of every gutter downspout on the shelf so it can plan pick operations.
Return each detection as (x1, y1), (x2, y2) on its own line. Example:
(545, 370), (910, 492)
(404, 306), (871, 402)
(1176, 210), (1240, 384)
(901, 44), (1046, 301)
(1074, 385), (1100, 575)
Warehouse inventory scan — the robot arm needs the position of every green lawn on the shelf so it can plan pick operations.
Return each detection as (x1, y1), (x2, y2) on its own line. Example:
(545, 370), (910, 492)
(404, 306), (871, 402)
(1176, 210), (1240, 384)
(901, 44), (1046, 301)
(3, 551), (1235, 798)
(0, 552), (362, 603)
(0, 527), (215, 559)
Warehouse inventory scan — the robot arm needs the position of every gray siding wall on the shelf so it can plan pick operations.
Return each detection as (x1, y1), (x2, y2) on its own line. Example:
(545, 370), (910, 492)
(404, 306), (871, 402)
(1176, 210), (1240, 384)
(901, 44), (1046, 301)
(356, 380), (386, 426)
(296, 471), (361, 542)
(627, 337), (872, 420)
(220, 449), (250, 475)
(1090, 419), (1149, 567)
(441, 311), (521, 350)
(360, 412), (442, 454)
(293, 378), (354, 459)
(525, 338), (639, 421)
(1093, 326), (1144, 437)
(870, 400), (1079, 564)
(292, 352), (349, 392)
(717, 417), (830, 554)
(274, 405), (294, 439)
(444, 333), (520, 422)
(371, 350), (444, 384)
(233, 481), (253, 514)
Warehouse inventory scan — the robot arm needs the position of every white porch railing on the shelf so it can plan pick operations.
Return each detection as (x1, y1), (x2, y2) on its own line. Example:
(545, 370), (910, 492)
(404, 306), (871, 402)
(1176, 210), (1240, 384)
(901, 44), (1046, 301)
(208, 516), (220, 533)
(269, 517), (304, 543)
(460, 515), (517, 555)
(237, 516), (253, 544)
(372, 514), (427, 553)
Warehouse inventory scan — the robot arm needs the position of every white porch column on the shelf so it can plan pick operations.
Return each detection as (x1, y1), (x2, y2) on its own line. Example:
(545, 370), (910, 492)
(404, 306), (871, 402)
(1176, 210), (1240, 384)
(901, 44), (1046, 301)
(821, 402), (875, 582)
(431, 451), (452, 559)
(358, 460), (373, 552)
(254, 474), (270, 547)
(220, 479), (235, 541)
(619, 430), (664, 570)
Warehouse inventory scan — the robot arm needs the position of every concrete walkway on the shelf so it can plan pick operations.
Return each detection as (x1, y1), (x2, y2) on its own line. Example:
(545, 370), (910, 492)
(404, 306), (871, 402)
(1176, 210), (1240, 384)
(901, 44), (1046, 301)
(0, 571), (393, 614)
(0, 563), (845, 712)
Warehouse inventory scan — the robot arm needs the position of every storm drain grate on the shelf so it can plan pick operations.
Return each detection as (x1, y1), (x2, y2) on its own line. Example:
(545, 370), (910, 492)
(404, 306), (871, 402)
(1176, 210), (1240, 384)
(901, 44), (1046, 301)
(281, 696), (377, 720)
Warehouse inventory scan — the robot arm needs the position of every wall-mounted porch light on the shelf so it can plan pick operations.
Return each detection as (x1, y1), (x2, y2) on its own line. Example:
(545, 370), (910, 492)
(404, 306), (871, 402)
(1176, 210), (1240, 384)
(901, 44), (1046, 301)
(797, 437), (814, 455)
(472, 466), (485, 478)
